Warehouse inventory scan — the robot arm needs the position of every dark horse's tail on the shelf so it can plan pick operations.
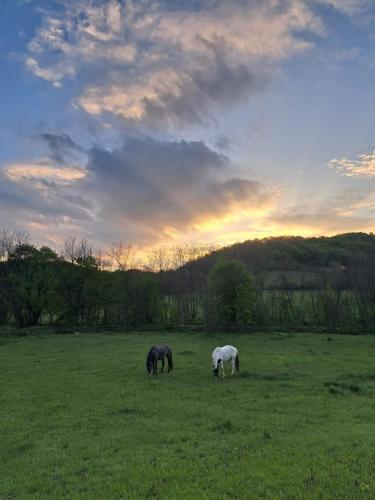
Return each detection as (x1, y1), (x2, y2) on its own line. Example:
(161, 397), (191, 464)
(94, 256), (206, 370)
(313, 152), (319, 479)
(235, 354), (240, 373)
(167, 348), (174, 371)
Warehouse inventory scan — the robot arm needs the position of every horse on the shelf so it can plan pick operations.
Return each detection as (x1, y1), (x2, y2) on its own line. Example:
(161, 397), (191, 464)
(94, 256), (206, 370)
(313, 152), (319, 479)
(212, 345), (239, 378)
(146, 345), (173, 375)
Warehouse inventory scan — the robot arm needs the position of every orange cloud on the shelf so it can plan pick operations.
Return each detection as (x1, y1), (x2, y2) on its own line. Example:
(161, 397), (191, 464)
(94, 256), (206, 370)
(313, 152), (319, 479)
(5, 162), (87, 183)
(329, 150), (375, 177)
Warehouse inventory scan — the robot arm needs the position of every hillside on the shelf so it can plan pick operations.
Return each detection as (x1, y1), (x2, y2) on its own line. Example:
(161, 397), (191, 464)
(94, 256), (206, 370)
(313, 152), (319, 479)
(171, 232), (375, 290)
(214, 232), (375, 271)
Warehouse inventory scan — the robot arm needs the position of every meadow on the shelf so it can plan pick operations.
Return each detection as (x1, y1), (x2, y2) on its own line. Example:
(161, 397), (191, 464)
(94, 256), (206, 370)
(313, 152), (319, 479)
(1, 331), (375, 499)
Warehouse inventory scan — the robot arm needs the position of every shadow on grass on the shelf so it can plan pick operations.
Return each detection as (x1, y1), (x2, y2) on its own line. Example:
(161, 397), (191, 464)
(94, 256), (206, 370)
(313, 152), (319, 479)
(324, 381), (363, 395)
(238, 370), (291, 381)
(15, 442), (34, 455)
(109, 407), (146, 416)
(356, 372), (375, 381)
(270, 333), (296, 341)
(211, 419), (234, 433)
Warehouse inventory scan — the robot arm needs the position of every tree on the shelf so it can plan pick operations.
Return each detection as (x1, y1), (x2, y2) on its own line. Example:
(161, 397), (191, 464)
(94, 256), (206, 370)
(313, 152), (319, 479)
(109, 240), (136, 271)
(207, 259), (254, 330)
(2, 244), (60, 327)
(106, 270), (160, 328)
(0, 229), (30, 262)
(127, 272), (161, 326)
(61, 234), (95, 266)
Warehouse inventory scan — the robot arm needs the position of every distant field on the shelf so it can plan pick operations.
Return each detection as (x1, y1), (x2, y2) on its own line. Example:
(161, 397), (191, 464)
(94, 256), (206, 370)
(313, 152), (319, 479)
(1, 331), (375, 499)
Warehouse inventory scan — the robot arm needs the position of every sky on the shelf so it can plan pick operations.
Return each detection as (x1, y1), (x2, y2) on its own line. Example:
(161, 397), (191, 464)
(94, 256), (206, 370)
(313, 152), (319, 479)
(1, 0), (375, 253)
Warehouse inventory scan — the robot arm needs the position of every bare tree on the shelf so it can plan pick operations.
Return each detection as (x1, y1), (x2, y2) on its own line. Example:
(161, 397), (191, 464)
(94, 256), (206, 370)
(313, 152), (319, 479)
(109, 240), (135, 271)
(144, 247), (171, 273)
(61, 234), (95, 265)
(95, 247), (112, 271)
(0, 229), (30, 261)
(163, 242), (218, 325)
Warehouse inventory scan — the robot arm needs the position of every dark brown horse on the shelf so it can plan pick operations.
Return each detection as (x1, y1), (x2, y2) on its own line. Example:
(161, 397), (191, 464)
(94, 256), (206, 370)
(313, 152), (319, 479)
(146, 345), (173, 375)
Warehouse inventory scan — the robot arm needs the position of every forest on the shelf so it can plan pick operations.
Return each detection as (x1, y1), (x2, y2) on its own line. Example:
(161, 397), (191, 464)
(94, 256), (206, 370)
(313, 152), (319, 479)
(1, 229), (375, 332)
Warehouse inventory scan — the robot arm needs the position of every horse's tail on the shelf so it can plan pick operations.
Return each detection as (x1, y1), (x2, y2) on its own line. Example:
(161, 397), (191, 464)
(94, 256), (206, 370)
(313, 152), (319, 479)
(235, 354), (239, 373)
(167, 350), (174, 370)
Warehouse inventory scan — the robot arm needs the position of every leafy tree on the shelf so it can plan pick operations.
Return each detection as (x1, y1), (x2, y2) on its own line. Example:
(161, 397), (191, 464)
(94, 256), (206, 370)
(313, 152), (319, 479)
(127, 272), (161, 326)
(56, 256), (100, 327)
(2, 244), (60, 327)
(207, 259), (254, 329)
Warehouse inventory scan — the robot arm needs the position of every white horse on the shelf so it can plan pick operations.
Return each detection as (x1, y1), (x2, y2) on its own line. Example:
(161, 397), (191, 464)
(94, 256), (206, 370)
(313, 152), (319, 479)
(212, 345), (239, 378)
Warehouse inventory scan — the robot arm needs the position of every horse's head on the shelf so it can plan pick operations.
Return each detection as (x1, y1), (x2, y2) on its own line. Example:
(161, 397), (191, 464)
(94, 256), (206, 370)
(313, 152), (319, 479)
(213, 358), (221, 377)
(146, 347), (155, 375)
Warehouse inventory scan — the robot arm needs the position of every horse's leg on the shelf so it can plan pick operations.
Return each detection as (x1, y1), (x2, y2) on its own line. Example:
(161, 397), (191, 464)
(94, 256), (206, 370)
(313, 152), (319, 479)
(221, 362), (225, 378)
(231, 358), (235, 375)
(154, 360), (158, 376)
(161, 357), (165, 373)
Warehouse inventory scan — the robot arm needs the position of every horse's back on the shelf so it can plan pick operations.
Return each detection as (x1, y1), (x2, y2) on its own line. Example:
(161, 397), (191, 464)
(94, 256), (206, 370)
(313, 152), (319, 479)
(221, 345), (238, 360)
(159, 344), (171, 352)
(155, 344), (172, 357)
(223, 345), (238, 353)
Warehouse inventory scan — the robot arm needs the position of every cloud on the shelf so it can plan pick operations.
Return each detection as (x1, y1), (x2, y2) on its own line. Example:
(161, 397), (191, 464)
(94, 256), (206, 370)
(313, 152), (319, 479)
(5, 133), (375, 250)
(0, 169), (93, 224)
(25, 0), (323, 128)
(266, 188), (375, 234)
(329, 150), (375, 177)
(2, 132), (87, 189)
(315, 0), (372, 15)
(0, 131), (92, 240)
(38, 132), (82, 165)
(0, 135), (277, 247)
(82, 136), (276, 243)
(4, 162), (86, 184)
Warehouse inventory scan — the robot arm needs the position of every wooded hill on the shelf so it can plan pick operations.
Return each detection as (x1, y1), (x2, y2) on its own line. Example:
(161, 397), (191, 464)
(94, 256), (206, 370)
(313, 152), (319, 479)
(171, 232), (375, 290)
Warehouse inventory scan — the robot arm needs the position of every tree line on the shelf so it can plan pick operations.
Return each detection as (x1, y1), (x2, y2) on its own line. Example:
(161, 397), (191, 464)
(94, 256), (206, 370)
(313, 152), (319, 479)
(1, 229), (375, 332)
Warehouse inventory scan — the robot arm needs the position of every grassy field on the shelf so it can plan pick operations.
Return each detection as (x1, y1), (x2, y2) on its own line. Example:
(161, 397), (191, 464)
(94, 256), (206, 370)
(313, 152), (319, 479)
(1, 331), (375, 499)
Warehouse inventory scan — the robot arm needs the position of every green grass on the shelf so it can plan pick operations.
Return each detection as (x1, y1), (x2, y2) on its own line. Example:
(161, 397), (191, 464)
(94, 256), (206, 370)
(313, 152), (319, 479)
(1, 331), (375, 499)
